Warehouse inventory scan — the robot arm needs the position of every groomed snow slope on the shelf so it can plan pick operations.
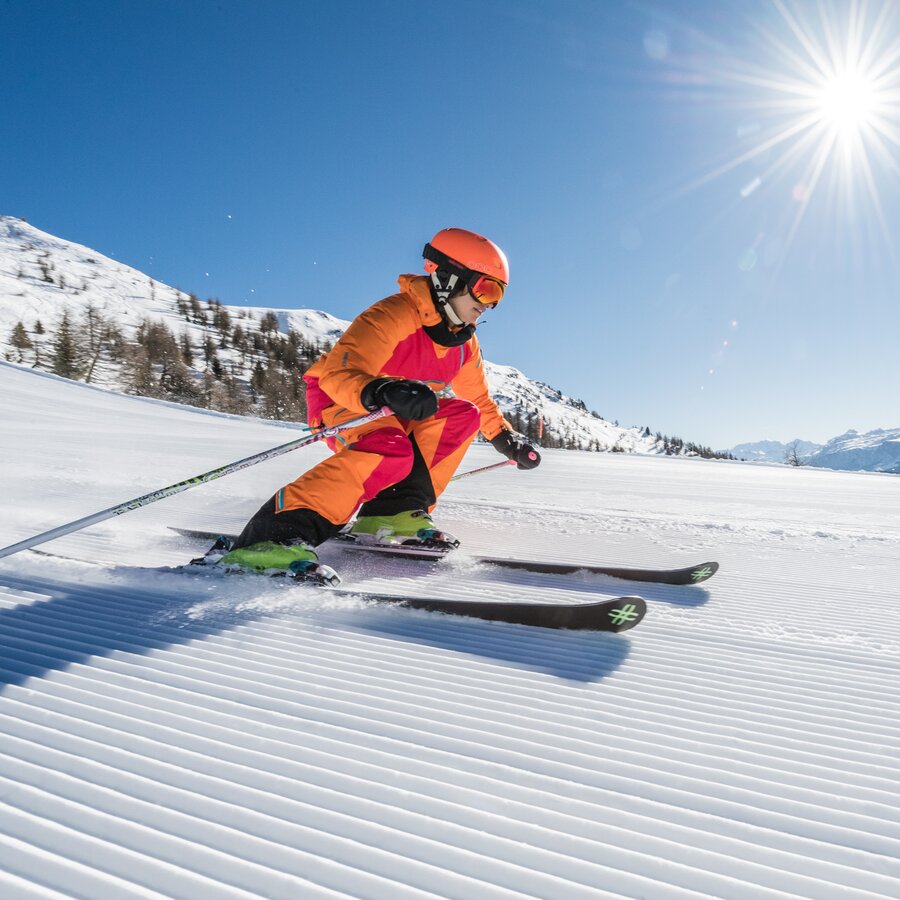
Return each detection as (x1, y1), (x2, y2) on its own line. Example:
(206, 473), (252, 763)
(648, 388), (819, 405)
(1, 360), (899, 898)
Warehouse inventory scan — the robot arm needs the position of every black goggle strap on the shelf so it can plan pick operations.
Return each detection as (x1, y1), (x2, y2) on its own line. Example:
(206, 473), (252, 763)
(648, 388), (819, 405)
(423, 242), (460, 274)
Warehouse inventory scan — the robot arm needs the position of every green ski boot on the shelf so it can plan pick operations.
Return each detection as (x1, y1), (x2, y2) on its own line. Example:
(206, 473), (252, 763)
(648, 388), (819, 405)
(218, 541), (341, 586)
(344, 510), (459, 554)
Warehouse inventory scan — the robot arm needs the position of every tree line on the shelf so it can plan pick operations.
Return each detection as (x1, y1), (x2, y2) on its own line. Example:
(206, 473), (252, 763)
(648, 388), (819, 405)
(5, 300), (330, 423)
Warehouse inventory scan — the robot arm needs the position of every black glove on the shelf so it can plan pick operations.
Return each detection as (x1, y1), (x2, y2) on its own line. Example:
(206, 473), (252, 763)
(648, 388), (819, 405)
(361, 378), (439, 421)
(490, 430), (541, 469)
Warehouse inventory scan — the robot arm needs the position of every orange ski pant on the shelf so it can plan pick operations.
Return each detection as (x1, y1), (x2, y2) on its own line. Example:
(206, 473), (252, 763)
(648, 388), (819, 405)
(274, 398), (482, 525)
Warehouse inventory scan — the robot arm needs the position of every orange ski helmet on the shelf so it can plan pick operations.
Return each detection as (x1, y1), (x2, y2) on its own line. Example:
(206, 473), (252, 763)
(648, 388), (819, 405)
(423, 227), (510, 286)
(422, 227), (509, 330)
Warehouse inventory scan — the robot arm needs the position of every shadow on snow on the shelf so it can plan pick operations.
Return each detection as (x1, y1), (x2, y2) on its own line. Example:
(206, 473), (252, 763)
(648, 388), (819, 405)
(0, 566), (633, 690)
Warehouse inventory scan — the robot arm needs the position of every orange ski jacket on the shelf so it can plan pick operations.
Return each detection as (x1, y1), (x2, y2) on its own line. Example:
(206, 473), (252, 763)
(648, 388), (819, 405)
(303, 274), (511, 440)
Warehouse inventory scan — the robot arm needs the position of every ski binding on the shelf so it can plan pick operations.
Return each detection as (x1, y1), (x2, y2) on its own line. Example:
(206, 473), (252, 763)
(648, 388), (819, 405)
(332, 527), (459, 558)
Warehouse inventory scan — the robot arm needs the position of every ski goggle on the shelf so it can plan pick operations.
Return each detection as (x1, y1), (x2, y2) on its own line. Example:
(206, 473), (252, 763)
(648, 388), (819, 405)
(467, 273), (505, 307)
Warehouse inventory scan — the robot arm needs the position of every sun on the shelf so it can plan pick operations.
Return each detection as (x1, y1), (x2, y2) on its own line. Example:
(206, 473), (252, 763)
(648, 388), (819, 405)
(668, 1), (900, 257)
(760, 0), (900, 247)
(754, 0), (900, 174)
(815, 69), (878, 138)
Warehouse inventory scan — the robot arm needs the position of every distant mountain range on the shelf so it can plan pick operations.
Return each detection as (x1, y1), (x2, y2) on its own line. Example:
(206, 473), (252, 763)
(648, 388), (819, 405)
(0, 215), (726, 459)
(728, 439), (823, 463)
(728, 430), (900, 475)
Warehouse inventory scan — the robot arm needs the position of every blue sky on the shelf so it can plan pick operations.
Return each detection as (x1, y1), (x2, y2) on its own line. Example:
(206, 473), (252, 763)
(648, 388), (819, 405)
(3, 0), (899, 448)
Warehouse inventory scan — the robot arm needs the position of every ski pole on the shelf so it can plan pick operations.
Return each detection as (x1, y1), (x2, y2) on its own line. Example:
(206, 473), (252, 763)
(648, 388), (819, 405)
(0, 407), (391, 560)
(451, 459), (517, 481)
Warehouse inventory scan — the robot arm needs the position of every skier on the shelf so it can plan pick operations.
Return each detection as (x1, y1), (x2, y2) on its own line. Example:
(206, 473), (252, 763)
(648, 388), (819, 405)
(216, 227), (541, 583)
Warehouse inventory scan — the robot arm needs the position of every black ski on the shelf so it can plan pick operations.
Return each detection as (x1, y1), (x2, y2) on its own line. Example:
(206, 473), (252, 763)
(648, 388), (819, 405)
(474, 556), (719, 585)
(169, 526), (719, 586)
(175, 553), (646, 631)
(328, 590), (646, 631)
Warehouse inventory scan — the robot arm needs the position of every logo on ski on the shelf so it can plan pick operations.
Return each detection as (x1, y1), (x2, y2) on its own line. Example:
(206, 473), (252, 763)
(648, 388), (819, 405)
(691, 566), (714, 582)
(608, 603), (641, 625)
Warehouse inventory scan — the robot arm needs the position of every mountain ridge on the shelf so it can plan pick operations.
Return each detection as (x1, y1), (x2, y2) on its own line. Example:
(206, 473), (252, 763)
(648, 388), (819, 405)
(728, 430), (900, 474)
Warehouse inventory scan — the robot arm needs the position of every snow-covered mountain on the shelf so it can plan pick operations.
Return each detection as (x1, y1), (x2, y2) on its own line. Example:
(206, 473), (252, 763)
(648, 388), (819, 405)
(729, 439), (822, 463)
(0, 214), (346, 371)
(808, 427), (900, 475)
(0, 215), (698, 456)
(730, 430), (900, 474)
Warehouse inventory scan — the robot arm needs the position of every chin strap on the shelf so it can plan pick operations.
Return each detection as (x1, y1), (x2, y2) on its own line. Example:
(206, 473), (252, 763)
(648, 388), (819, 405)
(429, 270), (467, 327)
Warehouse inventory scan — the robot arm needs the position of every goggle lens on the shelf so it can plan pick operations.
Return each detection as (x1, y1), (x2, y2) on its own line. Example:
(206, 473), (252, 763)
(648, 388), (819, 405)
(470, 275), (505, 307)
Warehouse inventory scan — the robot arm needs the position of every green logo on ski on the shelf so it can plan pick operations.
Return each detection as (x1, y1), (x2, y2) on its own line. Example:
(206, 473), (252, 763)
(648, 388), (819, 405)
(691, 566), (714, 582)
(609, 603), (640, 625)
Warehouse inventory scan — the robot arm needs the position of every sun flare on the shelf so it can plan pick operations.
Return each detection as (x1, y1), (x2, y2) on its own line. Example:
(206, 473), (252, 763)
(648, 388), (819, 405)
(710, 1), (900, 257)
(815, 69), (878, 137)
(666, 1), (900, 259)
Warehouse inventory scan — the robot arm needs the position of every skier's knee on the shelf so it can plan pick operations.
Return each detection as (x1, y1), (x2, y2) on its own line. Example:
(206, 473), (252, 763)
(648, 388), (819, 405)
(353, 427), (416, 479)
(440, 398), (481, 438)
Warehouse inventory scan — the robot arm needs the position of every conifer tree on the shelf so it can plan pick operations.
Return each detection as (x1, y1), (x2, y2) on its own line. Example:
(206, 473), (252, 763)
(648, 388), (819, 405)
(10, 321), (33, 362)
(219, 375), (252, 416)
(250, 360), (267, 398)
(212, 300), (231, 337)
(188, 294), (204, 324)
(180, 332), (194, 366)
(231, 324), (249, 366)
(51, 311), (81, 378)
(125, 348), (156, 396)
(259, 311), (279, 334)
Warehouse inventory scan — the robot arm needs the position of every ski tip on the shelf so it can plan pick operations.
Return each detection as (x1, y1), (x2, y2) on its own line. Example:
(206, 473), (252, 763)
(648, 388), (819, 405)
(605, 596), (647, 632)
(688, 561), (720, 584)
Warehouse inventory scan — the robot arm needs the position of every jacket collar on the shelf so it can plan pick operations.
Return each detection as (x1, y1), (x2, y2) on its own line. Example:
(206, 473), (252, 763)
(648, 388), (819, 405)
(397, 274), (475, 346)
(397, 274), (443, 326)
